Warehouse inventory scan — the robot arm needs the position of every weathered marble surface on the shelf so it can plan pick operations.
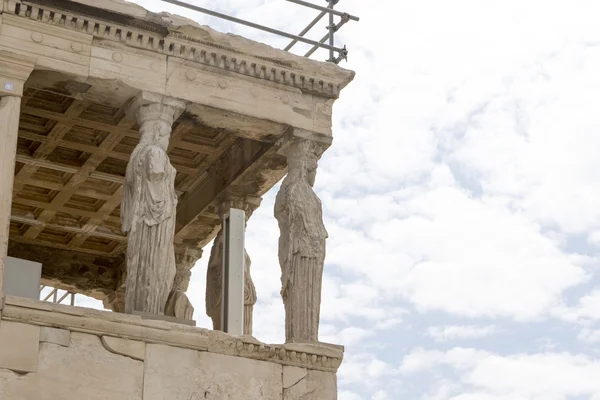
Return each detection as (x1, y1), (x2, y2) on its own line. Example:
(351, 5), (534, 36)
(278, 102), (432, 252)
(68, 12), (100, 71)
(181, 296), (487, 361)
(102, 336), (146, 361)
(0, 332), (143, 400)
(122, 99), (182, 315)
(164, 290), (195, 320)
(68, 0), (356, 90)
(205, 227), (224, 331)
(0, 300), (343, 399)
(172, 248), (202, 293)
(283, 367), (337, 400)
(144, 344), (283, 400)
(166, 248), (201, 320)
(243, 249), (257, 336)
(39, 327), (70, 347)
(0, 96), (21, 308)
(0, 51), (35, 303)
(0, 321), (39, 373)
(275, 139), (328, 342)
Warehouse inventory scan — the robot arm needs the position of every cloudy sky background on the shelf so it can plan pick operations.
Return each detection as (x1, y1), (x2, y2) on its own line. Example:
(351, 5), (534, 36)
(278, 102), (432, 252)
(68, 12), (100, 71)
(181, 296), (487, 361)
(72, 0), (600, 398)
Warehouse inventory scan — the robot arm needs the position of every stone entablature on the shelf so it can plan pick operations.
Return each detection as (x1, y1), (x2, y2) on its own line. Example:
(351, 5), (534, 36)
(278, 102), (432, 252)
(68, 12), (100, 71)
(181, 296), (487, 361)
(1, 0), (354, 135)
(2, 0), (351, 98)
(0, 295), (341, 399)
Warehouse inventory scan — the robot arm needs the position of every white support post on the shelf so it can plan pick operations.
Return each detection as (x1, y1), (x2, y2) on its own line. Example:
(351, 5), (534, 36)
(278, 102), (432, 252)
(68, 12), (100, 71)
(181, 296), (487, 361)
(221, 208), (246, 335)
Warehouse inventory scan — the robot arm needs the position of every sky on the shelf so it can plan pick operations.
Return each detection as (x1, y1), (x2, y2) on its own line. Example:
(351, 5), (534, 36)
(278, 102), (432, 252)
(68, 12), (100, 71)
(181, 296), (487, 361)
(73, 0), (600, 398)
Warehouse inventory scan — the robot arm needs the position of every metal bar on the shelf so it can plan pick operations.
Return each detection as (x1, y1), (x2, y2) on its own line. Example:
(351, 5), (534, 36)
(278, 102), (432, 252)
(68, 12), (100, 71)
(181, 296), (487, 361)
(284, 10), (327, 51)
(221, 208), (245, 336)
(57, 291), (70, 304)
(286, 0), (359, 21)
(304, 17), (349, 58)
(53, 289), (58, 303)
(42, 288), (56, 302)
(328, 0), (334, 61)
(161, 0), (344, 53)
(71, 293), (75, 306)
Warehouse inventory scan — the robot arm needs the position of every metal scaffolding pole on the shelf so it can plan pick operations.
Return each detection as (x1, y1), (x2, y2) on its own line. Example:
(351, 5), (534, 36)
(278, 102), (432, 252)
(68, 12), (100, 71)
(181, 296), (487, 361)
(304, 16), (349, 58)
(284, 10), (327, 51)
(328, 0), (335, 61)
(162, 0), (344, 53)
(285, 0), (359, 21)
(160, 0), (358, 63)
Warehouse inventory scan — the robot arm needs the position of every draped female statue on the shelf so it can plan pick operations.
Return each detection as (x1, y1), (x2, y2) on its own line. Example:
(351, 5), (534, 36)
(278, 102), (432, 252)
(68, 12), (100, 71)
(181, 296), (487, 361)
(121, 105), (178, 315)
(274, 139), (328, 342)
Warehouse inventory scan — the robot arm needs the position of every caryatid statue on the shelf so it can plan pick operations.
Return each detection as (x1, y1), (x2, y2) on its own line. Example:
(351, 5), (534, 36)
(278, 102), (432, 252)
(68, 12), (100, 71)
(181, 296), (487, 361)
(206, 196), (261, 335)
(121, 100), (182, 315)
(274, 139), (328, 343)
(165, 247), (202, 320)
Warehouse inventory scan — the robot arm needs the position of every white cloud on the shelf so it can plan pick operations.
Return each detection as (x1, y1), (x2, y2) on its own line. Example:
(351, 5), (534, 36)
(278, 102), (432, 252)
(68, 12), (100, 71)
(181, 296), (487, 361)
(402, 348), (600, 399)
(339, 352), (398, 392)
(553, 289), (600, 323)
(427, 325), (500, 342)
(578, 328), (600, 344)
(324, 182), (588, 320)
(339, 391), (363, 400)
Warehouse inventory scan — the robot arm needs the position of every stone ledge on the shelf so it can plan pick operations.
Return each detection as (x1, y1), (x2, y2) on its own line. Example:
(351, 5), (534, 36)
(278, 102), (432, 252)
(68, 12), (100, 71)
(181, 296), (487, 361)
(1, 296), (345, 372)
(2, 296), (209, 351)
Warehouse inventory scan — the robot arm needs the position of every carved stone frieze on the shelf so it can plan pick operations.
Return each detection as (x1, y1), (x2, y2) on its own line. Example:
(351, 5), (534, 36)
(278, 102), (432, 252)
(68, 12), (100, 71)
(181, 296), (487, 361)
(208, 330), (344, 373)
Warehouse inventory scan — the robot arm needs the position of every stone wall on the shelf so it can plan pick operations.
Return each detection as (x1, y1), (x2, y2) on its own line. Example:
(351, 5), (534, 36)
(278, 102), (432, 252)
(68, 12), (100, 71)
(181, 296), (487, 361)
(0, 296), (341, 399)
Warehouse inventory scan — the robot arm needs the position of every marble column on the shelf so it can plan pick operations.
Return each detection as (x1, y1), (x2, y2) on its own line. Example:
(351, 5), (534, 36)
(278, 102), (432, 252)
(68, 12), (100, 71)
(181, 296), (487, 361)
(0, 52), (36, 307)
(121, 93), (185, 315)
(206, 195), (261, 335)
(274, 138), (328, 343)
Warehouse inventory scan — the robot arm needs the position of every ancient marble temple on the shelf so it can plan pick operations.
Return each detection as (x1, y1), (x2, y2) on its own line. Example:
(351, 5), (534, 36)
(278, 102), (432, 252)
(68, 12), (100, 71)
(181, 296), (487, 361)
(0, 0), (354, 399)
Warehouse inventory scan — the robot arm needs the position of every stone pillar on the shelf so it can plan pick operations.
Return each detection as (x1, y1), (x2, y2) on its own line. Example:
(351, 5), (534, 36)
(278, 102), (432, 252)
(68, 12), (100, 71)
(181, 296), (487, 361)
(121, 93), (185, 315)
(164, 247), (202, 320)
(0, 52), (36, 308)
(206, 195), (261, 335)
(274, 136), (329, 343)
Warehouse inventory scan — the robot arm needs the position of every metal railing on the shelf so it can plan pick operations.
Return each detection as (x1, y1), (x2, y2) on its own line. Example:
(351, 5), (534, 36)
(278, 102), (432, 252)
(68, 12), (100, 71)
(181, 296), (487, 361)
(161, 0), (359, 63)
(40, 285), (76, 306)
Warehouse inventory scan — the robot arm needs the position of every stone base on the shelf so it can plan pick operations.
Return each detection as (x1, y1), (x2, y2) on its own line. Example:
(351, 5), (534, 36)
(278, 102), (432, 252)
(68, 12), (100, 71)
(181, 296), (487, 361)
(132, 310), (196, 327)
(0, 296), (342, 399)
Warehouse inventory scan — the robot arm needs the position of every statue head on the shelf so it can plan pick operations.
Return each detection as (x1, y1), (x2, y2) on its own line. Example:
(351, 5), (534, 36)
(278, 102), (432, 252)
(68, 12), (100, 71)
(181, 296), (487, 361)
(137, 103), (177, 151)
(139, 120), (171, 151)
